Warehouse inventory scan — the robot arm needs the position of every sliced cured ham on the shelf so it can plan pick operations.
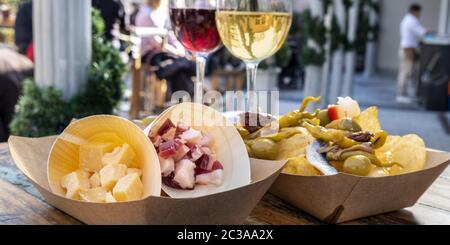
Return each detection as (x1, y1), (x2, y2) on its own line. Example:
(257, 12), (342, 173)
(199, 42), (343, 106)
(150, 119), (224, 190)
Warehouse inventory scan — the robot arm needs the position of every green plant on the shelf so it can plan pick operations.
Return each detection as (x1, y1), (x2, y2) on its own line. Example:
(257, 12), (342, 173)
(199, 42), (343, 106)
(355, 0), (380, 54)
(300, 9), (327, 66)
(9, 79), (71, 137)
(297, 0), (380, 67)
(10, 9), (127, 137)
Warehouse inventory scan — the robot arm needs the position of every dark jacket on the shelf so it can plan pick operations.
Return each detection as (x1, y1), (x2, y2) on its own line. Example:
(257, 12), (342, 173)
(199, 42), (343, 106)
(0, 48), (34, 142)
(14, 2), (33, 54)
(92, 0), (127, 40)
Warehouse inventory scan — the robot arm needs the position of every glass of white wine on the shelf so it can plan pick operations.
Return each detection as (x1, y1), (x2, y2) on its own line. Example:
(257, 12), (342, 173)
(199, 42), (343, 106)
(216, 0), (292, 112)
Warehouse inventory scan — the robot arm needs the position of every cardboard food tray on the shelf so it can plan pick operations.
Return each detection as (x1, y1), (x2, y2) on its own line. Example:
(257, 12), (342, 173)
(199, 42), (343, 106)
(269, 150), (450, 223)
(8, 136), (286, 225)
(145, 102), (252, 199)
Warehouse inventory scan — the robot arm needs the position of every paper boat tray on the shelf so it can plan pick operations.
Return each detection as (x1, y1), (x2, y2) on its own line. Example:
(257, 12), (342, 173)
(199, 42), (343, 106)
(8, 136), (285, 225)
(270, 150), (450, 224)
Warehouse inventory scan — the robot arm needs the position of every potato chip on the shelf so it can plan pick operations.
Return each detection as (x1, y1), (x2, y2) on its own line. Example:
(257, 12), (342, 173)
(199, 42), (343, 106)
(377, 135), (401, 153)
(353, 107), (381, 133)
(375, 134), (426, 175)
(276, 127), (314, 160)
(282, 156), (321, 176)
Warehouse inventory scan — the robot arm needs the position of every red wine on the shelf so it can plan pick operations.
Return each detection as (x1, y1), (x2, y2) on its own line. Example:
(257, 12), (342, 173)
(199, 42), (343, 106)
(170, 8), (221, 54)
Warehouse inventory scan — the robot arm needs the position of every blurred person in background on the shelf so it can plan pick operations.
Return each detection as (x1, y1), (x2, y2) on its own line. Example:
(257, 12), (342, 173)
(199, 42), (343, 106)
(397, 4), (428, 104)
(0, 4), (15, 27)
(136, 0), (195, 97)
(92, 0), (128, 40)
(0, 48), (34, 142)
(14, 2), (33, 59)
(129, 1), (141, 26)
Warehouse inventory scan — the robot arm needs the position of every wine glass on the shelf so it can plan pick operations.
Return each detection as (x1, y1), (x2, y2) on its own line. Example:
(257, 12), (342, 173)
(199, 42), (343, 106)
(169, 0), (222, 104)
(216, 0), (292, 112)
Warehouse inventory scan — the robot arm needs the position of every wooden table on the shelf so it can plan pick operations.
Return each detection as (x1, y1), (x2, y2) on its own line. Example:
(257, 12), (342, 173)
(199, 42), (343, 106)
(1, 142), (449, 225)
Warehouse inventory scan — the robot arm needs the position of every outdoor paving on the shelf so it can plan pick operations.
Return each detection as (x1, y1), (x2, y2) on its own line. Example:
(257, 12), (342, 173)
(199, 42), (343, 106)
(279, 72), (421, 110)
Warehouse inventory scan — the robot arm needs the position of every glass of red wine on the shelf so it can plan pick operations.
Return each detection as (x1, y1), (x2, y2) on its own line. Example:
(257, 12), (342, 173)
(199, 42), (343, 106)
(169, 0), (222, 104)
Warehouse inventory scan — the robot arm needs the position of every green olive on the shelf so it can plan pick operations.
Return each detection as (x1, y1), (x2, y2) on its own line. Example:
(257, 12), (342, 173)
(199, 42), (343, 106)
(317, 110), (331, 126)
(236, 126), (250, 139)
(251, 139), (278, 160)
(343, 155), (372, 176)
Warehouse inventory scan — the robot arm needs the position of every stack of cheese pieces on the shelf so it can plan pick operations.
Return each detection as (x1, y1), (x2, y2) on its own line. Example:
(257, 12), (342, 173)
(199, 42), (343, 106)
(60, 136), (144, 203)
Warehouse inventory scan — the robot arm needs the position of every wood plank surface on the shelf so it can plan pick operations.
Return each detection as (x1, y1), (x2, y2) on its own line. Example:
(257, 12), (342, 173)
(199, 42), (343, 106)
(417, 177), (450, 212)
(0, 178), (81, 225)
(386, 204), (450, 225)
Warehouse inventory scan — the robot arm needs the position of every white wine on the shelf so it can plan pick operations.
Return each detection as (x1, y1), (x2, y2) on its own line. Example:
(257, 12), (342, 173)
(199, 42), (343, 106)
(216, 11), (292, 62)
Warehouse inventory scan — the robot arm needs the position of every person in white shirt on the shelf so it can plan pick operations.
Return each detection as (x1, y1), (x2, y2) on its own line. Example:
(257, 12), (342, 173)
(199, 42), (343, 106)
(397, 4), (428, 103)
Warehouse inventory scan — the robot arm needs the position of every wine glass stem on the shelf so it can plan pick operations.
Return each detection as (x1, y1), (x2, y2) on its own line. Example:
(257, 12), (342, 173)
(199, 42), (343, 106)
(246, 62), (259, 113)
(195, 55), (207, 104)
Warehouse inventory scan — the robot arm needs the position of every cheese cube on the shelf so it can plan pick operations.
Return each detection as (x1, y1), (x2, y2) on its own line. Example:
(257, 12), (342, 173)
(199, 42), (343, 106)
(105, 192), (117, 203)
(102, 144), (135, 167)
(126, 168), (142, 177)
(60, 170), (90, 200)
(89, 172), (101, 188)
(79, 143), (114, 172)
(113, 173), (143, 202)
(99, 164), (127, 191)
(79, 187), (107, 203)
